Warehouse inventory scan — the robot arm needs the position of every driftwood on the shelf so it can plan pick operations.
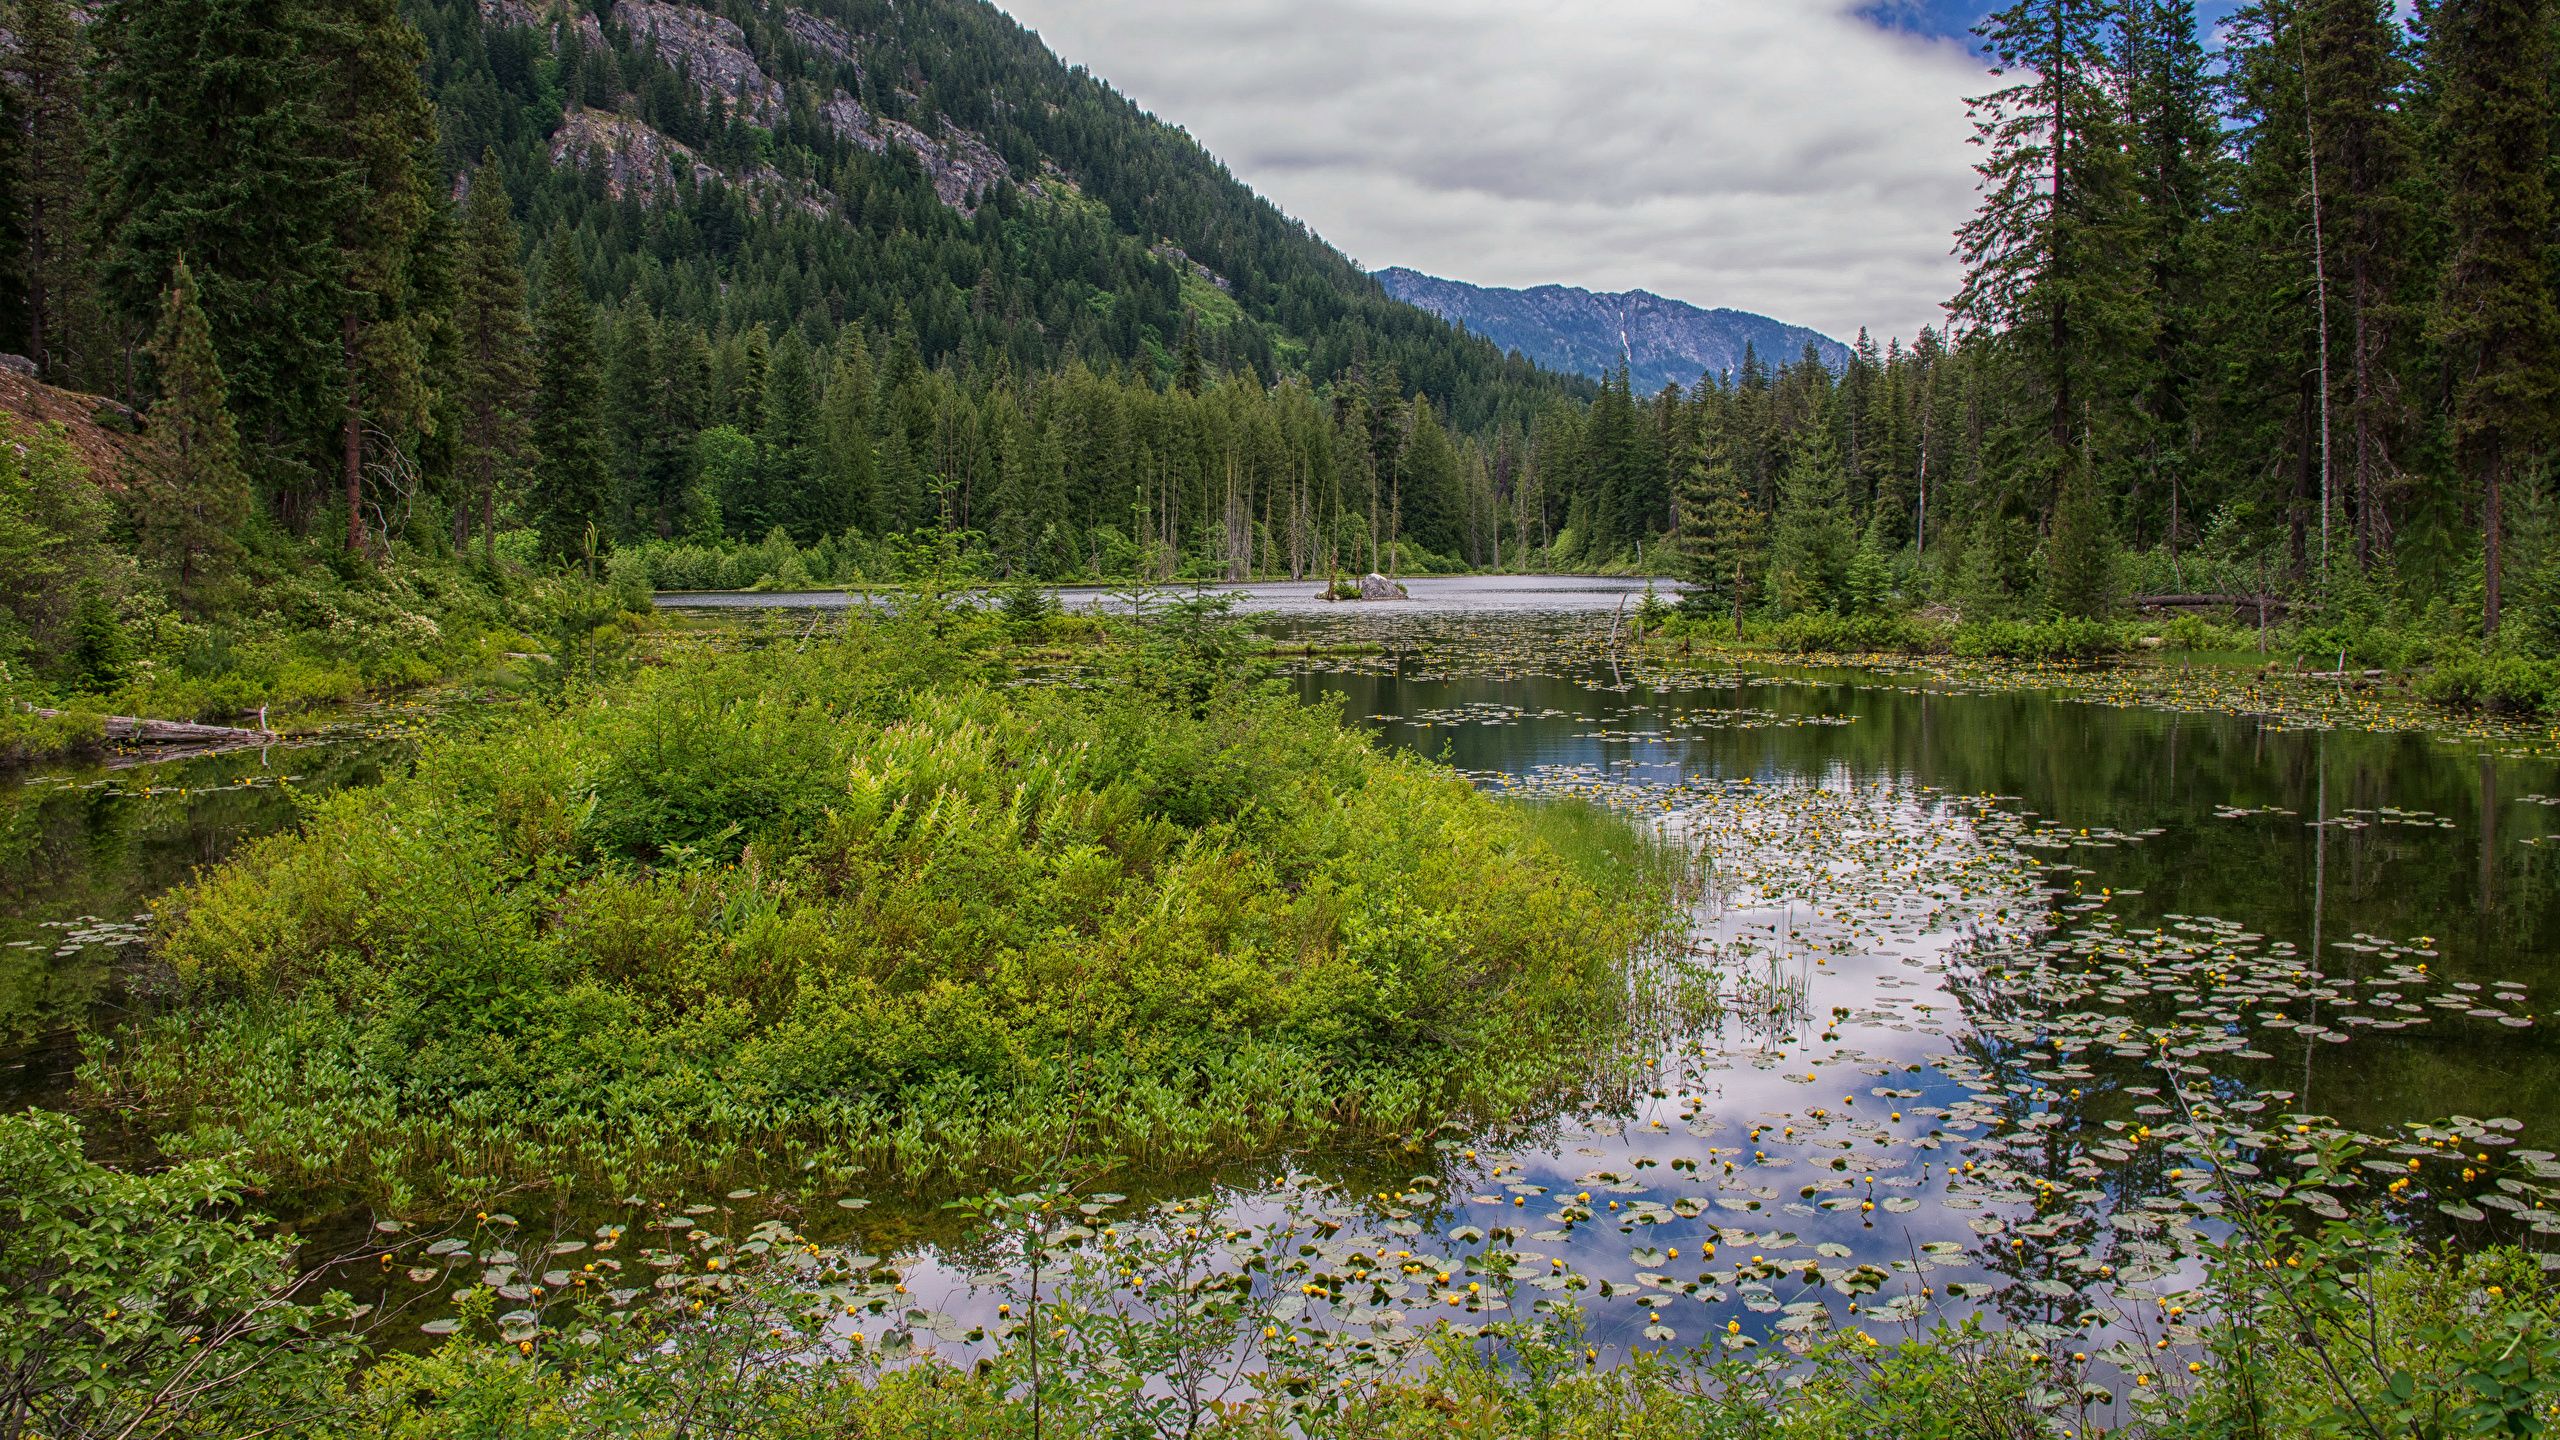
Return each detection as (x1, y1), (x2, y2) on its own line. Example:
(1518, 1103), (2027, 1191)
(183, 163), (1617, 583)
(29, 708), (281, 747)
(2130, 593), (2295, 613)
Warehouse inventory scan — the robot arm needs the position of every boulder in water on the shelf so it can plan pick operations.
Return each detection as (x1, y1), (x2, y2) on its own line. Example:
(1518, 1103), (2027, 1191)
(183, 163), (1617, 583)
(1359, 572), (1407, 601)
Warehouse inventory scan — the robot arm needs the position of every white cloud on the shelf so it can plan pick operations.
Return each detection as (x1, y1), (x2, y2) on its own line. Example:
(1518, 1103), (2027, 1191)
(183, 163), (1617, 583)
(996, 0), (1987, 346)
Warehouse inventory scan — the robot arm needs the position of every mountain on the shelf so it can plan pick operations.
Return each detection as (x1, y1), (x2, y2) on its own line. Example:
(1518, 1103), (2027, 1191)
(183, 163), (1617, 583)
(407, 0), (1586, 434)
(1374, 269), (1852, 394)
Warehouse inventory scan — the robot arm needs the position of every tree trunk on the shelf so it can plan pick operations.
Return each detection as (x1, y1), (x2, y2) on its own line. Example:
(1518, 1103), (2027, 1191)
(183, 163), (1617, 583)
(2485, 455), (2504, 639)
(344, 312), (367, 555)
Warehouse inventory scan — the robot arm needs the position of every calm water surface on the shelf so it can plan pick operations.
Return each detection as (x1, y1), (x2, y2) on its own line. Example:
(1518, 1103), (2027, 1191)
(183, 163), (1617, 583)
(5, 584), (2555, 1361)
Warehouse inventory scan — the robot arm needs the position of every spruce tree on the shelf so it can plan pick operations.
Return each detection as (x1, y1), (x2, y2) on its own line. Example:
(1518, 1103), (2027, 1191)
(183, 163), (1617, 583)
(309, 0), (437, 554)
(133, 257), (252, 607)
(1768, 413), (1857, 616)
(2428, 0), (2557, 637)
(451, 156), (534, 566)
(818, 336), (878, 540)
(529, 234), (610, 563)
(2304, 0), (2417, 563)
(760, 331), (823, 539)
(91, 0), (343, 503)
(1952, 0), (2142, 520)
(604, 308), (667, 540)
(1675, 441), (1763, 632)
(10, 0), (92, 380)
(2118, 0), (2221, 552)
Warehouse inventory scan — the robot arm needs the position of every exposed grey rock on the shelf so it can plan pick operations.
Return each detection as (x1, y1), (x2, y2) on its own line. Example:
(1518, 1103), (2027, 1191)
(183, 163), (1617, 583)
(0, 354), (37, 378)
(478, 0), (603, 48)
(1151, 242), (1232, 294)
(613, 0), (784, 123)
(822, 94), (1022, 215)
(783, 7), (858, 66)
(550, 107), (722, 202)
(1359, 573), (1406, 602)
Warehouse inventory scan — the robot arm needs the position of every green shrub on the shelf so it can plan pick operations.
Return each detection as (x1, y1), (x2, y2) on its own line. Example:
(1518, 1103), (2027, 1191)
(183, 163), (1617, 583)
(2418, 651), (2560, 714)
(102, 614), (1674, 1198)
(0, 1112), (361, 1438)
(1951, 617), (2124, 661)
(1764, 611), (1944, 654)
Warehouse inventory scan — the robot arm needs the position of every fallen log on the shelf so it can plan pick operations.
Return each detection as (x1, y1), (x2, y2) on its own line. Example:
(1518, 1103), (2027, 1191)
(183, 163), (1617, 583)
(2130, 593), (2294, 613)
(29, 708), (281, 746)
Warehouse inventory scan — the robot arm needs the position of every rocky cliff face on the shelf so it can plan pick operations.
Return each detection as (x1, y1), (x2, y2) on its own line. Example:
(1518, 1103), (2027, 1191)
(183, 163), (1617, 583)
(612, 0), (785, 123)
(484, 0), (1024, 217)
(1375, 268), (1851, 393)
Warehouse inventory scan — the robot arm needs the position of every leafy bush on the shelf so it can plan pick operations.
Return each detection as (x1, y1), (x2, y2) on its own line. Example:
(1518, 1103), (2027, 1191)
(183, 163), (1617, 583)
(1951, 617), (2125, 661)
(2418, 651), (2560, 714)
(1763, 611), (1946, 654)
(0, 1112), (360, 1439)
(2157, 614), (2257, 653)
(103, 611), (1674, 1197)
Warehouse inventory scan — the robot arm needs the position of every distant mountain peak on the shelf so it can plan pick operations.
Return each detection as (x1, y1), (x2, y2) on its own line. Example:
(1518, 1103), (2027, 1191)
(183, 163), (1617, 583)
(1375, 268), (1851, 392)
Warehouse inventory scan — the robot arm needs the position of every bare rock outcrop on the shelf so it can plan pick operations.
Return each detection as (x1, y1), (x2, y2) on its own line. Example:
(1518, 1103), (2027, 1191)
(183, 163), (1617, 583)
(550, 107), (723, 202)
(478, 0), (604, 47)
(782, 7), (858, 66)
(822, 94), (1024, 214)
(612, 0), (784, 123)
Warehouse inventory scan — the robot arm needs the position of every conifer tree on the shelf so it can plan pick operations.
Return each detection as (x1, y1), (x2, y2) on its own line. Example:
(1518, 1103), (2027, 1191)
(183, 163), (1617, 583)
(451, 156), (534, 565)
(604, 308), (668, 538)
(529, 234), (610, 562)
(0, 25), (20, 360)
(9, 0), (92, 380)
(2118, 0), (2220, 551)
(818, 336), (879, 539)
(2428, 0), (2557, 637)
(759, 332), (823, 539)
(1952, 0), (2141, 516)
(2303, 0), (2417, 562)
(1768, 412), (1857, 615)
(2042, 463), (2118, 616)
(133, 258), (252, 606)
(310, 0), (438, 554)
(91, 0), (343, 502)
(1675, 440), (1763, 632)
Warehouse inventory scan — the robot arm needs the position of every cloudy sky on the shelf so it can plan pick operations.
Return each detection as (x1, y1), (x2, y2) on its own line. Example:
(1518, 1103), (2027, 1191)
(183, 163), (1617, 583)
(996, 1), (2245, 347)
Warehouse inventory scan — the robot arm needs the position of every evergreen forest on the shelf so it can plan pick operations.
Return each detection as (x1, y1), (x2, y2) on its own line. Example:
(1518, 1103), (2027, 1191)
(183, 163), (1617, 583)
(3, 0), (2558, 655)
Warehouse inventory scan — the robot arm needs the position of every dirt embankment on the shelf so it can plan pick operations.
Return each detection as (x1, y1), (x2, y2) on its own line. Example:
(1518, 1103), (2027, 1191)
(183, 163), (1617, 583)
(0, 364), (139, 480)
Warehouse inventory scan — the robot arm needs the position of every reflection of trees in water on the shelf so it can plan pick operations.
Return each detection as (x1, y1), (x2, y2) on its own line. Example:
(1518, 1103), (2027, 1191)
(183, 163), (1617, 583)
(0, 742), (406, 1050)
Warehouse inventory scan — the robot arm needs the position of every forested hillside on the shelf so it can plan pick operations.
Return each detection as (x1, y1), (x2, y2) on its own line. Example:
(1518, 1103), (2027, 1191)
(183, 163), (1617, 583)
(0, 0), (1596, 609)
(4, 0), (2559, 665)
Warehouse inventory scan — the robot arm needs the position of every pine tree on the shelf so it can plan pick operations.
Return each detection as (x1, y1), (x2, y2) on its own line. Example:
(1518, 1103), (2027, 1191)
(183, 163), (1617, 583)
(2303, 0), (2417, 563)
(451, 155), (534, 566)
(1952, 0), (2142, 518)
(1176, 316), (1206, 395)
(10, 0), (92, 381)
(133, 258), (252, 606)
(2041, 462), (2118, 616)
(1768, 412), (1857, 615)
(529, 234), (610, 562)
(91, 0), (344, 503)
(603, 308), (668, 539)
(2428, 0), (2557, 638)
(2118, 0), (2221, 553)
(309, 0), (438, 554)
(0, 20), (20, 358)
(1675, 440), (1763, 631)
(817, 335), (878, 540)
(760, 332), (824, 539)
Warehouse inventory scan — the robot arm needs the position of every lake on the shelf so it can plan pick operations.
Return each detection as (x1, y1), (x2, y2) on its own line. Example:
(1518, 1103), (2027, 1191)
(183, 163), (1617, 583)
(6, 580), (2555, 1361)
